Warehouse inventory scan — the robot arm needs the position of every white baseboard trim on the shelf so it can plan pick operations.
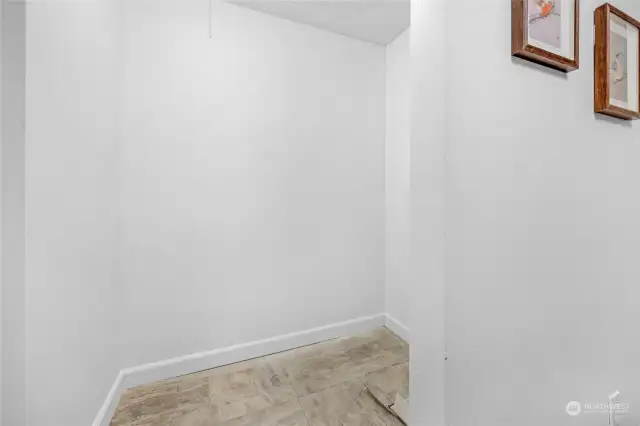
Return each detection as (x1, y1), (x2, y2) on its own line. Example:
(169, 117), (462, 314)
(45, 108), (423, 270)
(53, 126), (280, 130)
(384, 313), (411, 344)
(93, 313), (385, 426)
(92, 371), (126, 426)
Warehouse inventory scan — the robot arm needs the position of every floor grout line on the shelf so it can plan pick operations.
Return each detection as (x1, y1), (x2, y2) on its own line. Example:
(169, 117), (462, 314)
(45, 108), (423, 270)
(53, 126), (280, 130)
(297, 395), (313, 426)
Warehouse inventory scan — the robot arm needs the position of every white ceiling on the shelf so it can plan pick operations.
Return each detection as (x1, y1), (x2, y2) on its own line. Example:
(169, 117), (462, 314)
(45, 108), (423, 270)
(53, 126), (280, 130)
(227, 0), (410, 46)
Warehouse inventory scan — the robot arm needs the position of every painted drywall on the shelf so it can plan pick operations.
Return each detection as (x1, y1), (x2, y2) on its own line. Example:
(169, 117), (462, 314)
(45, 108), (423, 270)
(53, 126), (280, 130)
(24, 1), (122, 425)
(0, 4), (3, 422)
(118, 0), (386, 367)
(408, 0), (447, 423)
(442, 0), (640, 424)
(0, 7), (2, 420)
(0, 2), (26, 425)
(385, 29), (411, 331)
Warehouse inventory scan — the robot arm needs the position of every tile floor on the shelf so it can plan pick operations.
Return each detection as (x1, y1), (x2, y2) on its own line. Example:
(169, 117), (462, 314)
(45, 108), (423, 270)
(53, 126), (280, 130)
(110, 327), (409, 426)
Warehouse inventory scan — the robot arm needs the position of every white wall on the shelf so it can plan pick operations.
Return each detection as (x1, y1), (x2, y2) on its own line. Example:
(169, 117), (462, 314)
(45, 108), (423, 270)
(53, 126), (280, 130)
(408, 0), (446, 423)
(441, 1), (640, 425)
(385, 29), (411, 330)
(0, 6), (3, 421)
(24, 1), (121, 425)
(1, 2), (26, 425)
(118, 0), (386, 367)
(1, 3), (3, 422)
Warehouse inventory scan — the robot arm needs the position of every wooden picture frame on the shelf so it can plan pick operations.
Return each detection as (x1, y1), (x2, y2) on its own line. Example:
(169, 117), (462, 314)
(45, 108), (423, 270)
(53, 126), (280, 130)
(512, 0), (580, 72)
(594, 3), (640, 121)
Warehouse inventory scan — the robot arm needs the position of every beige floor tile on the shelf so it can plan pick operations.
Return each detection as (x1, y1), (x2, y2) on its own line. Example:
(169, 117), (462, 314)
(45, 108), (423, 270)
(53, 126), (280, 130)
(170, 407), (217, 426)
(272, 410), (310, 426)
(121, 380), (181, 404)
(123, 389), (178, 423)
(176, 374), (211, 412)
(220, 400), (309, 426)
(349, 344), (409, 379)
(289, 361), (357, 397)
(338, 328), (405, 362)
(111, 379), (182, 425)
(206, 357), (298, 423)
(342, 384), (404, 426)
(131, 411), (183, 426)
(265, 328), (408, 397)
(300, 380), (402, 426)
(298, 381), (362, 426)
(265, 340), (355, 397)
(363, 363), (409, 408)
(110, 409), (133, 426)
(267, 339), (347, 379)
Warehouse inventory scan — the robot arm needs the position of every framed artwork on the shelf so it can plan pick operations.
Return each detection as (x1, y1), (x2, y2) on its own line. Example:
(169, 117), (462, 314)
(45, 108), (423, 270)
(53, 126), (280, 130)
(594, 3), (640, 120)
(512, 0), (579, 72)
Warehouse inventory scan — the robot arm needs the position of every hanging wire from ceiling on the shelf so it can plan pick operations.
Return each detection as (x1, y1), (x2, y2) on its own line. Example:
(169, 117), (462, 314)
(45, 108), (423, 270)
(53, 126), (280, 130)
(209, 0), (212, 39)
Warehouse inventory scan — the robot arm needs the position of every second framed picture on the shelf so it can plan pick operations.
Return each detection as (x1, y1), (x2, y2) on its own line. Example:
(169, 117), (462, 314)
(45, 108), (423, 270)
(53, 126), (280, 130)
(594, 3), (640, 120)
(512, 0), (580, 72)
